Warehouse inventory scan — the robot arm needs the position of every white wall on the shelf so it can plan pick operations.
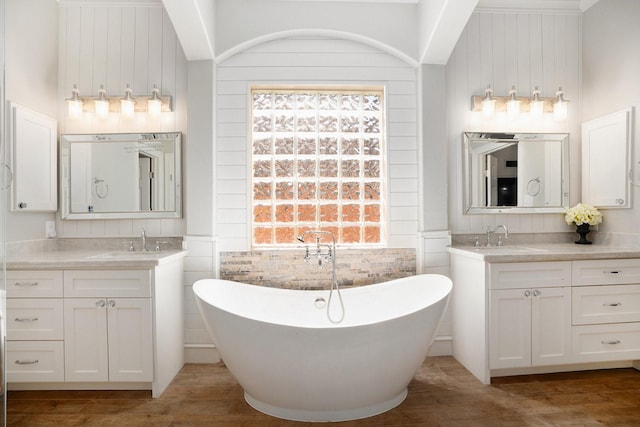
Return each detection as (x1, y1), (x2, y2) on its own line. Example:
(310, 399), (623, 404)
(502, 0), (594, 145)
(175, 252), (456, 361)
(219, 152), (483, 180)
(582, 0), (640, 235)
(55, 2), (188, 238)
(214, 36), (419, 252)
(5, 0), (58, 241)
(446, 10), (582, 235)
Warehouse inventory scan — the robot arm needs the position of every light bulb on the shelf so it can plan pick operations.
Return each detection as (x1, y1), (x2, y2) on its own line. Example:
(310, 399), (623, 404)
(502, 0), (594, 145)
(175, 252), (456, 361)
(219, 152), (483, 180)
(481, 85), (495, 117)
(147, 85), (162, 117)
(553, 87), (568, 120)
(94, 85), (109, 119)
(530, 86), (544, 119)
(506, 86), (520, 118)
(67, 84), (83, 119)
(120, 84), (135, 118)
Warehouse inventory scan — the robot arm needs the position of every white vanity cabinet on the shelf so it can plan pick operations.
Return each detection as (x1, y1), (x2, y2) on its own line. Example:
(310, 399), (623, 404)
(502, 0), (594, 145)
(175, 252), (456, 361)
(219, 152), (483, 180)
(451, 251), (640, 384)
(488, 262), (572, 370)
(63, 270), (153, 382)
(6, 253), (185, 397)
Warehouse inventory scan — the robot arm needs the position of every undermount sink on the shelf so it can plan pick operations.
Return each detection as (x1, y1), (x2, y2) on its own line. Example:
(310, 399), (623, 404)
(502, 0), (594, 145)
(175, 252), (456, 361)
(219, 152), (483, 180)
(90, 251), (165, 259)
(473, 246), (546, 253)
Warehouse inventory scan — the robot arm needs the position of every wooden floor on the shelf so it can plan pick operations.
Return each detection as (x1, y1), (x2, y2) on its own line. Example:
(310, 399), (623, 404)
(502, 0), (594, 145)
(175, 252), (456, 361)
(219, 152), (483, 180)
(7, 356), (640, 426)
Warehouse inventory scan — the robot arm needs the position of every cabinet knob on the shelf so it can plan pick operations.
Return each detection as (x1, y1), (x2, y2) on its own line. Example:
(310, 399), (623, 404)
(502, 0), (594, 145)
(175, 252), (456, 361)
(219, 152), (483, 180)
(524, 290), (531, 297)
(18, 202), (27, 209)
(96, 300), (106, 308)
(107, 299), (116, 308)
(533, 290), (541, 297)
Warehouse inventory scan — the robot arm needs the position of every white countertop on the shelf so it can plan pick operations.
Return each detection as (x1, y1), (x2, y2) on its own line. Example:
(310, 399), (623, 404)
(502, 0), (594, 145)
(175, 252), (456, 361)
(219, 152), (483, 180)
(7, 248), (189, 270)
(448, 243), (640, 263)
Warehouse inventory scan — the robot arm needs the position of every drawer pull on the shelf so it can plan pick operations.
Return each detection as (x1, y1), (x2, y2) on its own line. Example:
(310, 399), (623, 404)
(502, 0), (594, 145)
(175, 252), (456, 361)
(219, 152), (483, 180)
(14, 317), (38, 322)
(603, 302), (622, 307)
(15, 359), (39, 365)
(14, 281), (38, 287)
(604, 270), (621, 275)
(601, 340), (621, 345)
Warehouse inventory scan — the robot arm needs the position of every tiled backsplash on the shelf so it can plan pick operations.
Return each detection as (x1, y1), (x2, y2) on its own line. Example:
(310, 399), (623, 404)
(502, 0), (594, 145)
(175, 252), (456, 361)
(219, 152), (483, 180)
(220, 248), (416, 289)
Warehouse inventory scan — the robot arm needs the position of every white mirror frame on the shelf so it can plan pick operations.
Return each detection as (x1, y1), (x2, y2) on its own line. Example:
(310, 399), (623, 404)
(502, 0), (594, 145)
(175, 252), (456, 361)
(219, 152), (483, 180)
(463, 132), (570, 214)
(60, 132), (182, 220)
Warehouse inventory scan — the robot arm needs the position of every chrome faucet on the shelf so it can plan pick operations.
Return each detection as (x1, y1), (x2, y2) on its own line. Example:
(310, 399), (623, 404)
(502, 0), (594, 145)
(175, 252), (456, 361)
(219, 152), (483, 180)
(485, 224), (508, 246)
(140, 228), (148, 252)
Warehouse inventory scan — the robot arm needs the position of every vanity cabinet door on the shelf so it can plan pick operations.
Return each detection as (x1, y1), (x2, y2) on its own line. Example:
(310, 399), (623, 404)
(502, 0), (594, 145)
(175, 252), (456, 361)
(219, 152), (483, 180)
(107, 298), (153, 382)
(64, 298), (109, 382)
(490, 289), (532, 369)
(490, 287), (571, 369)
(64, 297), (153, 383)
(531, 287), (572, 366)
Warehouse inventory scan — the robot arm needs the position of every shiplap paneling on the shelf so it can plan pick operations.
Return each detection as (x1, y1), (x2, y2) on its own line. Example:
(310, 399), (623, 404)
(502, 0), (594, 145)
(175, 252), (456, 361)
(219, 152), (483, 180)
(57, 4), (187, 238)
(447, 11), (581, 236)
(215, 36), (418, 252)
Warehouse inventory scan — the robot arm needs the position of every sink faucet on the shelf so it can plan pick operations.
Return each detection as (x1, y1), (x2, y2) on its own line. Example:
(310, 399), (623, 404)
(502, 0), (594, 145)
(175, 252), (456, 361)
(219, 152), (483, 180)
(485, 225), (508, 247)
(140, 228), (148, 252)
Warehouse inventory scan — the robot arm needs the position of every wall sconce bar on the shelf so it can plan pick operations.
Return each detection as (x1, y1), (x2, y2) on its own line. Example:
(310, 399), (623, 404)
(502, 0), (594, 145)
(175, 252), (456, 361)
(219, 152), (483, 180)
(76, 94), (173, 113)
(470, 93), (557, 113)
(66, 84), (172, 117)
(471, 85), (569, 119)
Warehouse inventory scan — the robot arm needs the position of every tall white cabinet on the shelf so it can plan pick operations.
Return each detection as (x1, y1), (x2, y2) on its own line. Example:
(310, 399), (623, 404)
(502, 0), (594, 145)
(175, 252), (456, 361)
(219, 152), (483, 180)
(8, 102), (57, 211)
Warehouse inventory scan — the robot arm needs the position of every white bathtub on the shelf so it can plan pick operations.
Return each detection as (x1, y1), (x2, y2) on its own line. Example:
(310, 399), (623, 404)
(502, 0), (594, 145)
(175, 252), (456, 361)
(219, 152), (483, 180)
(193, 274), (452, 422)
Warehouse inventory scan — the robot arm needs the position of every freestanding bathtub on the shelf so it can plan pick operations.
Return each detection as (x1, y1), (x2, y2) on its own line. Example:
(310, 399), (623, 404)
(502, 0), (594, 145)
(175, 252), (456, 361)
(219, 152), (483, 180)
(193, 274), (452, 422)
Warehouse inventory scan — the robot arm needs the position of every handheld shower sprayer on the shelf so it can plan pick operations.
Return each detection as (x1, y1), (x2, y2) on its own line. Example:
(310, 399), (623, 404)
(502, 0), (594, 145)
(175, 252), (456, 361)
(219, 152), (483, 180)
(296, 230), (344, 323)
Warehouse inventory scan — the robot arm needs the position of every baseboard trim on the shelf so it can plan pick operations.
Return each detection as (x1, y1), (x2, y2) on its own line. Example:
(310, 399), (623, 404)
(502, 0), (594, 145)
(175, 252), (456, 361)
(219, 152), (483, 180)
(428, 335), (452, 357)
(185, 344), (221, 363)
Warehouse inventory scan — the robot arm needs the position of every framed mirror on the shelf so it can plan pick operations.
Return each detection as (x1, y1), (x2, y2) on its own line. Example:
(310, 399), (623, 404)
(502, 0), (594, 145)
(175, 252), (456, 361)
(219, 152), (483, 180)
(463, 132), (569, 214)
(61, 132), (182, 219)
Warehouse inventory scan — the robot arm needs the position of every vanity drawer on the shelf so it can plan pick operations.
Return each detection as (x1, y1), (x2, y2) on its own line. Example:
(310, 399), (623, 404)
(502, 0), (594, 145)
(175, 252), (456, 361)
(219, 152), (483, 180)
(6, 341), (65, 382)
(488, 261), (571, 290)
(64, 270), (151, 297)
(572, 323), (640, 362)
(572, 285), (640, 325)
(7, 299), (64, 340)
(7, 270), (63, 298)
(572, 259), (640, 286)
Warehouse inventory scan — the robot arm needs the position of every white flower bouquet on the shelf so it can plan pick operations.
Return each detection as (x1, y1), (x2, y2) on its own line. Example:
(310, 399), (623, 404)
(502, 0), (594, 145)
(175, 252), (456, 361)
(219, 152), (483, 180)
(564, 203), (603, 226)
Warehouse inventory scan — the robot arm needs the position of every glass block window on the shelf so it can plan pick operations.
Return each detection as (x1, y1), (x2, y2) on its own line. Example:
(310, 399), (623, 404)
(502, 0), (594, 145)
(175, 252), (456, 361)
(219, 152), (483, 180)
(251, 86), (385, 247)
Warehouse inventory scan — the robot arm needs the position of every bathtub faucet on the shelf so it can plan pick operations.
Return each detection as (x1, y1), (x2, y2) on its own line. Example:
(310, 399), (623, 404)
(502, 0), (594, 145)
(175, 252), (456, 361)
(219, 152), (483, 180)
(296, 230), (344, 323)
(297, 231), (335, 269)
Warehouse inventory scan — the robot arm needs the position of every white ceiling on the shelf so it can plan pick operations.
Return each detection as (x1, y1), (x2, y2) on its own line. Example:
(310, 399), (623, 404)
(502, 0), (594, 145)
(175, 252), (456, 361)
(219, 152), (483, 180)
(159, 0), (598, 63)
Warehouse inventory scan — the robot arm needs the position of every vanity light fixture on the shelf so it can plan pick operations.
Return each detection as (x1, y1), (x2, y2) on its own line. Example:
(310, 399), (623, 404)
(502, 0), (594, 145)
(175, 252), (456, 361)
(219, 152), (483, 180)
(506, 86), (520, 118)
(530, 86), (545, 119)
(120, 84), (135, 118)
(94, 85), (110, 119)
(147, 85), (162, 117)
(65, 83), (172, 118)
(66, 84), (83, 119)
(481, 85), (496, 117)
(553, 86), (569, 120)
(471, 84), (567, 119)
